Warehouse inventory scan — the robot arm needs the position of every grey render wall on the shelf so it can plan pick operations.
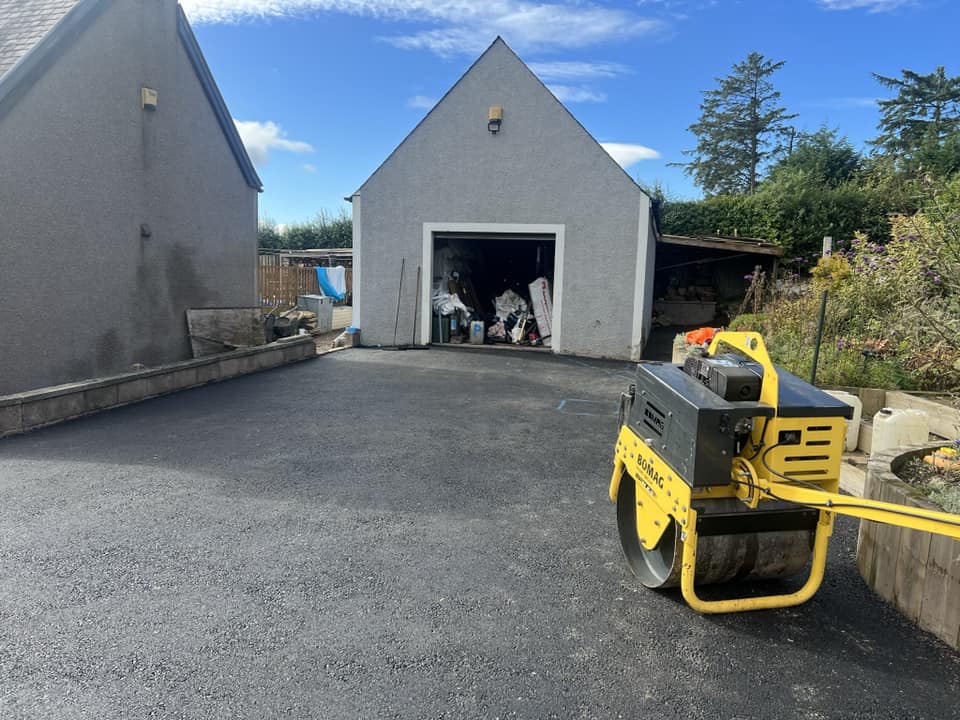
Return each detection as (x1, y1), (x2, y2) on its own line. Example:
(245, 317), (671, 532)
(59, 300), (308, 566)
(0, 0), (257, 394)
(642, 203), (657, 342)
(354, 40), (650, 360)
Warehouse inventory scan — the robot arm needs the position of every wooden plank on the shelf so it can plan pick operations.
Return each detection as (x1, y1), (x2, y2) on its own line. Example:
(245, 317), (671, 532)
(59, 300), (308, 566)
(886, 391), (960, 439)
(871, 481), (905, 604)
(856, 470), (881, 586)
(893, 498), (932, 623)
(918, 532), (960, 649)
(186, 308), (263, 358)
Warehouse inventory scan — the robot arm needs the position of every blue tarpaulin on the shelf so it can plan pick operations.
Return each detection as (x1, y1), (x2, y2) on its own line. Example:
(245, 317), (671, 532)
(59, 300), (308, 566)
(316, 266), (347, 301)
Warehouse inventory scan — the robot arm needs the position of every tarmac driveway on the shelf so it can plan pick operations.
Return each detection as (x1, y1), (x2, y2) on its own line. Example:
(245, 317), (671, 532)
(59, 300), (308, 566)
(0, 348), (958, 719)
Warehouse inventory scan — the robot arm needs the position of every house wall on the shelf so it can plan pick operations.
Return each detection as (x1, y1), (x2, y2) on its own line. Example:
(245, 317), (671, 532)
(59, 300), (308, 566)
(641, 205), (658, 353)
(354, 40), (649, 360)
(0, 0), (257, 394)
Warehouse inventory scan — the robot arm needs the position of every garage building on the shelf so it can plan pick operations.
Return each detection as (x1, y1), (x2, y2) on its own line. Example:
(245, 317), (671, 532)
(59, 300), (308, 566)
(350, 38), (656, 360)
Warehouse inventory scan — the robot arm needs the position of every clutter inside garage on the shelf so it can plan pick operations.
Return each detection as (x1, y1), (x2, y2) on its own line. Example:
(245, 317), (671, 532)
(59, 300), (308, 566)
(431, 235), (555, 348)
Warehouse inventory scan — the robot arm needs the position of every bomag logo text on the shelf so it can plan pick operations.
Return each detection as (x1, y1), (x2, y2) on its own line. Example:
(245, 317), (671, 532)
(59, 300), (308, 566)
(637, 452), (665, 489)
(643, 406), (664, 434)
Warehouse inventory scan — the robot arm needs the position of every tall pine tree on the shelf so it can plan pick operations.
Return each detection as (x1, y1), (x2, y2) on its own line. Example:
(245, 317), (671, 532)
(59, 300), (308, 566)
(679, 52), (796, 195)
(871, 66), (960, 161)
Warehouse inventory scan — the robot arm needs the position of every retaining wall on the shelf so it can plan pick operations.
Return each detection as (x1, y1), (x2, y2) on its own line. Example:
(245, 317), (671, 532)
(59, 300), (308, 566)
(857, 445), (960, 651)
(0, 336), (316, 437)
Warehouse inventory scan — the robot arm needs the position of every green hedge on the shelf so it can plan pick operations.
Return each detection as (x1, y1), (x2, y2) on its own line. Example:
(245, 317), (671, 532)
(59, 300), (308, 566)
(660, 176), (909, 262)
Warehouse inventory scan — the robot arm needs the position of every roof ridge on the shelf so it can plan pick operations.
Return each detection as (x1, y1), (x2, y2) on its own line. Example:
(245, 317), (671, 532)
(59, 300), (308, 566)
(350, 36), (647, 200)
(351, 36), (507, 197)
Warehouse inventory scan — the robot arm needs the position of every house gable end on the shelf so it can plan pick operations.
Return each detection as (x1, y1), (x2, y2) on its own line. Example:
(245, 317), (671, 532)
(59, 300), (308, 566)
(355, 37), (646, 202)
(176, 6), (262, 191)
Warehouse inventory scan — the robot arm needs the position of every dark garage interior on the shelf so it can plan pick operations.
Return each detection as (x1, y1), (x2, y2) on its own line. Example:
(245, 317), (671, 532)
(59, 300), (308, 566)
(432, 233), (556, 347)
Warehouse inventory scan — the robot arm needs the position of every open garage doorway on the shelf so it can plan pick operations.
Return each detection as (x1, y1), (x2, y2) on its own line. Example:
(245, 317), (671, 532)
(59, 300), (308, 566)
(420, 223), (565, 351)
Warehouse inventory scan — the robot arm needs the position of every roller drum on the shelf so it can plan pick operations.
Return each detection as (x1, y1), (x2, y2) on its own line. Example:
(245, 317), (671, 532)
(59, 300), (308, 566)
(617, 477), (814, 589)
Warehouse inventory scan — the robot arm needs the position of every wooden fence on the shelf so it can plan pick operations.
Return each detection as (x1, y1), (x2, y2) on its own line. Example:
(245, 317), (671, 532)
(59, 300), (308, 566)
(258, 265), (352, 308)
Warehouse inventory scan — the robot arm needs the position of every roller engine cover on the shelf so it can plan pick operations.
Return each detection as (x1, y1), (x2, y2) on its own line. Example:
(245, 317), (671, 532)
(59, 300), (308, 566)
(626, 361), (773, 488)
(682, 354), (761, 401)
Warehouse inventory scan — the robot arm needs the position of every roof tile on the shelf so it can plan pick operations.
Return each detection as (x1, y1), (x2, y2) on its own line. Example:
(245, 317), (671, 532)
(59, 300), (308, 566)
(0, 0), (81, 78)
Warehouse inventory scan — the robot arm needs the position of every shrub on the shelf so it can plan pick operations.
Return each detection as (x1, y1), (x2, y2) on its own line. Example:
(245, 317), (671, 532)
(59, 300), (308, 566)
(726, 313), (765, 331)
(731, 176), (960, 391)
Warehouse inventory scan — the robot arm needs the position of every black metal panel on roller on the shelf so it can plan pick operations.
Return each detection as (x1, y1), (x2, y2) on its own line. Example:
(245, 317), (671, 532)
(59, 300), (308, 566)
(627, 361), (774, 488)
(735, 358), (854, 419)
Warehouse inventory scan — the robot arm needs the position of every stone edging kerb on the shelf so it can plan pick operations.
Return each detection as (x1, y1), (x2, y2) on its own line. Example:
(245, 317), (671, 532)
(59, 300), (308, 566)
(0, 336), (317, 437)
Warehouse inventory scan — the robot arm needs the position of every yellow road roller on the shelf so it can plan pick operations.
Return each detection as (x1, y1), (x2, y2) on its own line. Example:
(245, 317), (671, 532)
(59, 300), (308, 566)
(610, 331), (960, 614)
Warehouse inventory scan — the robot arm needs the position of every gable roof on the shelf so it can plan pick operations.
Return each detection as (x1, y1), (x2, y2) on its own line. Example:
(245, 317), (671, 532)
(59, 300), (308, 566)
(352, 37), (647, 199)
(0, 0), (81, 77)
(0, 0), (261, 191)
(176, 6), (261, 191)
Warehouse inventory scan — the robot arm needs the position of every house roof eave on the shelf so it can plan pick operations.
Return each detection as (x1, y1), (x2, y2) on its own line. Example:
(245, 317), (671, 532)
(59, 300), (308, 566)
(176, 5), (263, 192)
(0, 0), (108, 122)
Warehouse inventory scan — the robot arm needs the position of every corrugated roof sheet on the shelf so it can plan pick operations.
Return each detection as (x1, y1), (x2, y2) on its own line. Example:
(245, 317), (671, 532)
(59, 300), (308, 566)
(659, 234), (784, 257)
(0, 0), (81, 78)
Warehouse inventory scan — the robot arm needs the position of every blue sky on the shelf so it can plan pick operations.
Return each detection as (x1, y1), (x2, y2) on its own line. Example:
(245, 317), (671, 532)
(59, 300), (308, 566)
(180, 0), (958, 224)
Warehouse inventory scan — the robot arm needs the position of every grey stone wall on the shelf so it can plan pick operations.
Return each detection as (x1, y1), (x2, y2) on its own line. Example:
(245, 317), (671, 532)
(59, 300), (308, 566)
(354, 40), (650, 359)
(0, 0), (257, 394)
(0, 336), (316, 438)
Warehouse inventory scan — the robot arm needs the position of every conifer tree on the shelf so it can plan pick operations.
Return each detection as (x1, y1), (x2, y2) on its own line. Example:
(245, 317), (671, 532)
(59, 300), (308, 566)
(679, 52), (797, 195)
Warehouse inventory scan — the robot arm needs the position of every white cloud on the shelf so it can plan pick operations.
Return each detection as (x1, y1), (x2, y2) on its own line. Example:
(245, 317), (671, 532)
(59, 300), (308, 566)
(803, 96), (877, 108)
(841, 96), (878, 107)
(600, 142), (661, 168)
(549, 85), (606, 103)
(407, 95), (437, 109)
(818, 0), (913, 11)
(234, 120), (314, 166)
(180, 1), (663, 56)
(302, 163), (318, 173)
(529, 60), (629, 82)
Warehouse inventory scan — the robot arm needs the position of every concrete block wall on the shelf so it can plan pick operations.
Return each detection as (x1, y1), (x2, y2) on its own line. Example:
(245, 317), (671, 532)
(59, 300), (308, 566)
(857, 445), (960, 651)
(0, 337), (316, 438)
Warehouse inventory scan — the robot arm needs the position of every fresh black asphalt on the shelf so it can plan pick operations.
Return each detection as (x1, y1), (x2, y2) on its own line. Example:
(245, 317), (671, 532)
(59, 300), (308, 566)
(0, 347), (957, 719)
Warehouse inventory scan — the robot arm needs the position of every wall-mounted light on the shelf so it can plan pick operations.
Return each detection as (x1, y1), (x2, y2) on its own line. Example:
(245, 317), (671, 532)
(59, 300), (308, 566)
(488, 105), (502, 134)
(141, 87), (158, 111)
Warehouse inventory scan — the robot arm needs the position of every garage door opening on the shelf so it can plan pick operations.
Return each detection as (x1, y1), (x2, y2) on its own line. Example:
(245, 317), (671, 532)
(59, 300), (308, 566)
(426, 228), (558, 350)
